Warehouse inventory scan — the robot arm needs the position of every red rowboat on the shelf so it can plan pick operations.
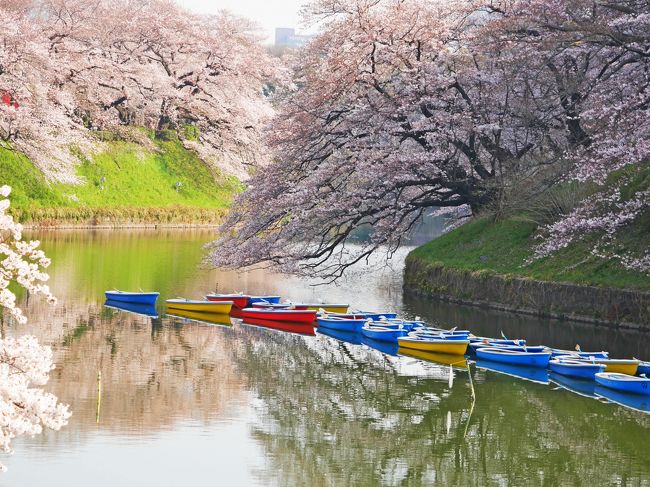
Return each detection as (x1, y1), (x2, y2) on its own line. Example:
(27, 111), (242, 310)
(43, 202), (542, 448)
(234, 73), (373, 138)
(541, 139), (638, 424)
(205, 293), (249, 309)
(251, 302), (310, 310)
(240, 307), (317, 324)
(241, 316), (316, 336)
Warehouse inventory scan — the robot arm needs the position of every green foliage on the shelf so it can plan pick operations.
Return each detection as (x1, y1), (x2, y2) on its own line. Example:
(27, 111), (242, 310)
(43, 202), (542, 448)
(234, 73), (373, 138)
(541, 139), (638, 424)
(1, 138), (241, 223)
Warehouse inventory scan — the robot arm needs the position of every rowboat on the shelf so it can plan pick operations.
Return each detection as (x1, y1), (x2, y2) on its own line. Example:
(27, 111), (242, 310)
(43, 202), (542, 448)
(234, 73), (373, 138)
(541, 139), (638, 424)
(317, 327), (363, 345)
(468, 339), (527, 353)
(595, 372), (650, 396)
(166, 299), (233, 314)
(251, 302), (309, 310)
(476, 344), (549, 353)
(104, 300), (159, 318)
(475, 348), (551, 368)
(362, 336), (399, 356)
(167, 310), (232, 326)
(316, 316), (367, 332)
(569, 357), (639, 375)
(105, 290), (159, 305)
(247, 295), (281, 306)
(361, 323), (409, 343)
(549, 358), (606, 380)
(476, 359), (549, 384)
(329, 311), (397, 320)
(636, 361), (650, 376)
(397, 336), (469, 355)
(240, 316), (316, 336)
(240, 307), (317, 324)
(205, 293), (249, 309)
(301, 303), (349, 313)
(398, 347), (468, 368)
(549, 348), (609, 359)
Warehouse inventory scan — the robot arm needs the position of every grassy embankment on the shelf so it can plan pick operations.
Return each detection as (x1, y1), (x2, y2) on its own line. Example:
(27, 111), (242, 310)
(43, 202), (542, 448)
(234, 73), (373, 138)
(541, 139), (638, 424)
(408, 163), (650, 291)
(0, 131), (241, 225)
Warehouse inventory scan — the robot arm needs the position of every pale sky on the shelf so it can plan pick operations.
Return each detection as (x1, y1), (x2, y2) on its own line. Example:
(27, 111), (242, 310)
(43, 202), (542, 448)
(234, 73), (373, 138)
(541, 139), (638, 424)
(178, 0), (310, 44)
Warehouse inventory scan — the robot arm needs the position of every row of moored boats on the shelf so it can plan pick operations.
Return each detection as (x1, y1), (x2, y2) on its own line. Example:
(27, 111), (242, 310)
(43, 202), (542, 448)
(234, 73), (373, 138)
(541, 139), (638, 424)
(104, 290), (650, 398)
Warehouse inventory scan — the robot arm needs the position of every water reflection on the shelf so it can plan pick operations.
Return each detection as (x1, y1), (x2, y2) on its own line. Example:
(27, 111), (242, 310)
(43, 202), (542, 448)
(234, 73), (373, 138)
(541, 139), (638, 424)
(0, 229), (647, 485)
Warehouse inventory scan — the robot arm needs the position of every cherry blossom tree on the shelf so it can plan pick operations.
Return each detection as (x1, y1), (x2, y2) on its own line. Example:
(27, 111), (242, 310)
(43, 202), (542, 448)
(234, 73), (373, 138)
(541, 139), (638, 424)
(0, 185), (71, 472)
(208, 0), (649, 279)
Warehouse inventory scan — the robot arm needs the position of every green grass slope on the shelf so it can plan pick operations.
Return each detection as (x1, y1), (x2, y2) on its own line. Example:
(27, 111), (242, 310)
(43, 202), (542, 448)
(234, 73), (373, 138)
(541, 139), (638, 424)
(408, 165), (650, 292)
(0, 133), (241, 224)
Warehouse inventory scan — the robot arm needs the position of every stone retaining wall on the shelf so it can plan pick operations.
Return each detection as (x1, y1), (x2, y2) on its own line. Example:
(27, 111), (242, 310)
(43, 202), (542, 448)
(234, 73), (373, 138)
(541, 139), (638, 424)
(403, 257), (650, 329)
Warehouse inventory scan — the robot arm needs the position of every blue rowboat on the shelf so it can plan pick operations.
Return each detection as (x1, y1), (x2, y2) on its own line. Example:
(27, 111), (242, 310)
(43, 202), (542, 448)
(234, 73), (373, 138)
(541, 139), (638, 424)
(316, 316), (367, 332)
(549, 373), (597, 398)
(248, 296), (281, 306)
(362, 336), (399, 356)
(485, 344), (548, 353)
(468, 339), (526, 353)
(549, 358), (605, 379)
(595, 372), (650, 396)
(358, 311), (398, 320)
(595, 386), (650, 414)
(476, 359), (549, 385)
(105, 290), (159, 305)
(104, 300), (158, 318)
(374, 319), (425, 331)
(475, 348), (551, 368)
(361, 324), (408, 343)
(550, 348), (608, 359)
(637, 361), (650, 376)
(317, 327), (363, 345)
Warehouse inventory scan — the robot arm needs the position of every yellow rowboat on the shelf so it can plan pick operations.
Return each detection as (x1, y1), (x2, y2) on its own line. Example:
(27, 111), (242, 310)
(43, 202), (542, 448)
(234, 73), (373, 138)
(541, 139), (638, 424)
(574, 358), (639, 375)
(397, 336), (469, 355)
(304, 304), (349, 313)
(166, 299), (233, 314)
(167, 310), (232, 326)
(398, 347), (468, 369)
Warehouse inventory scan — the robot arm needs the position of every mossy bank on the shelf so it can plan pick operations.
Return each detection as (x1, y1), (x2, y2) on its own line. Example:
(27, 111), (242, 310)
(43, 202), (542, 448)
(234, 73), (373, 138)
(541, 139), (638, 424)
(0, 131), (241, 226)
(404, 165), (650, 328)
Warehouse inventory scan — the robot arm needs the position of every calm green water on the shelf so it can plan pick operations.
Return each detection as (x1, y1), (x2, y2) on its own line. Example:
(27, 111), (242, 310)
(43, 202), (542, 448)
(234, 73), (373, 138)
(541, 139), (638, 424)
(1, 229), (648, 486)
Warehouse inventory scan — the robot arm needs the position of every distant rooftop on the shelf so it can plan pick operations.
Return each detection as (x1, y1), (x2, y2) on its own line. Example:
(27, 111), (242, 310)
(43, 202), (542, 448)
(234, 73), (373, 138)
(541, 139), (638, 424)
(274, 27), (312, 48)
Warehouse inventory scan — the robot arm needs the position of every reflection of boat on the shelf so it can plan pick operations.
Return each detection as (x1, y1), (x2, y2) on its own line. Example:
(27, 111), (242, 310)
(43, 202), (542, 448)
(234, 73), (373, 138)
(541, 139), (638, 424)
(398, 347), (468, 369)
(105, 290), (159, 305)
(167, 310), (232, 326)
(571, 358), (639, 375)
(205, 293), (249, 308)
(316, 316), (367, 332)
(361, 323), (408, 342)
(549, 358), (605, 380)
(595, 386), (650, 414)
(241, 308), (317, 324)
(317, 327), (363, 345)
(397, 336), (469, 355)
(595, 372), (650, 395)
(241, 317), (316, 336)
(476, 359), (549, 385)
(475, 348), (551, 368)
(166, 299), (233, 314)
(104, 299), (159, 318)
(549, 372), (598, 398)
(362, 336), (399, 356)
(248, 296), (281, 306)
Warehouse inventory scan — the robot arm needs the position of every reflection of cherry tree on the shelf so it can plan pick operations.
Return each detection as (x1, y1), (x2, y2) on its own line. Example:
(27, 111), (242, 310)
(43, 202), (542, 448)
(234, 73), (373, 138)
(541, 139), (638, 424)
(0, 186), (70, 471)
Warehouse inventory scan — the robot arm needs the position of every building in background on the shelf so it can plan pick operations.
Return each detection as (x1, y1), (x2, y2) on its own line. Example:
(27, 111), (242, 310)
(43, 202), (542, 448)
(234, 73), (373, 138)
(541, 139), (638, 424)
(274, 27), (312, 48)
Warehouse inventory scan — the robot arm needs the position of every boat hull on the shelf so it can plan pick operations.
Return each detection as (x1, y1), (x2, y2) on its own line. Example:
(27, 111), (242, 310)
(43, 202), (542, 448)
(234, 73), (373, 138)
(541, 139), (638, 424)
(105, 291), (159, 305)
(361, 326), (408, 343)
(475, 348), (551, 368)
(316, 317), (366, 332)
(241, 317), (316, 336)
(397, 337), (469, 355)
(595, 372), (650, 396)
(302, 304), (349, 313)
(166, 299), (233, 314)
(241, 308), (317, 324)
(205, 294), (249, 309)
(549, 359), (605, 379)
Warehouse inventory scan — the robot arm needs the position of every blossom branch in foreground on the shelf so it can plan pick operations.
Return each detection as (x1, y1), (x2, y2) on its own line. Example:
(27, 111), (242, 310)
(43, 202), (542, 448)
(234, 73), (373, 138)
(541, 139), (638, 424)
(0, 185), (70, 472)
